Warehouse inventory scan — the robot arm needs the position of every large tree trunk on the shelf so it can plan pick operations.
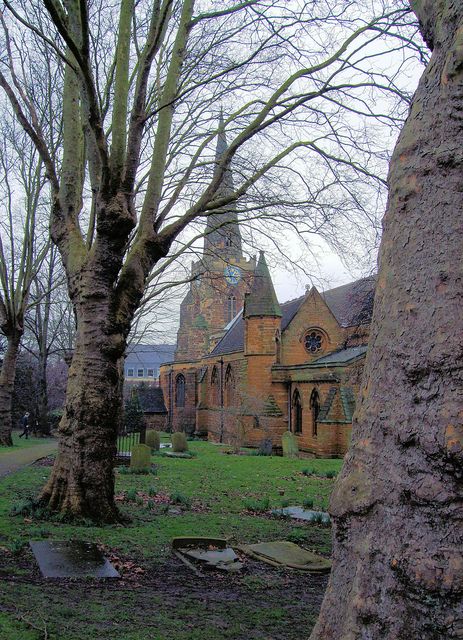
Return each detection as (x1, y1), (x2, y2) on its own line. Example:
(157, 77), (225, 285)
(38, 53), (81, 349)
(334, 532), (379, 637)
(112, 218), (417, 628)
(39, 284), (129, 523)
(0, 332), (22, 446)
(311, 3), (463, 639)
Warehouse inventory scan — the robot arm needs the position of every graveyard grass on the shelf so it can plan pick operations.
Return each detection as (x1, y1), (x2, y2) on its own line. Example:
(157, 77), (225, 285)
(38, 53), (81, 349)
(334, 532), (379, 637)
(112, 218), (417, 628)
(0, 437), (342, 640)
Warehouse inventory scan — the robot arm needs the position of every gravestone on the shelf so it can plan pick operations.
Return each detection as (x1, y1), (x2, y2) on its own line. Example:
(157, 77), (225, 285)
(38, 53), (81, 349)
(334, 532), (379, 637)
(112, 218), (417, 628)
(30, 540), (120, 578)
(258, 438), (273, 456)
(282, 431), (299, 458)
(146, 429), (160, 451)
(171, 432), (188, 453)
(130, 443), (151, 469)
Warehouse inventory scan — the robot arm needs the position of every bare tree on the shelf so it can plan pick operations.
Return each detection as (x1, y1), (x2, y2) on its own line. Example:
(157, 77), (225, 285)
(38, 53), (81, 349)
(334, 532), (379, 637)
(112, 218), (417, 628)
(311, 1), (463, 637)
(0, 0), (423, 520)
(0, 117), (50, 445)
(23, 245), (73, 433)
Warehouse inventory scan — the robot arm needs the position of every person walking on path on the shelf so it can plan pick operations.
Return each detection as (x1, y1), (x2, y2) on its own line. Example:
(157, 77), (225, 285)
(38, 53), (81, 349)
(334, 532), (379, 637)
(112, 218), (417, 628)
(19, 412), (30, 439)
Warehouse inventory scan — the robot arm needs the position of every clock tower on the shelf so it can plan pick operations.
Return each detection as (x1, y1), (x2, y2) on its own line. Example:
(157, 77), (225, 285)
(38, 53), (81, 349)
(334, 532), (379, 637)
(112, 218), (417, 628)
(175, 115), (256, 361)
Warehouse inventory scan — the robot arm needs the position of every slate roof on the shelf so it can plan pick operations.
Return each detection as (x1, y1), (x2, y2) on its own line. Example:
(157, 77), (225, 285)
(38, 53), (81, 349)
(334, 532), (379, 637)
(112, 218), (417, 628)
(125, 344), (176, 368)
(211, 277), (375, 356)
(311, 345), (368, 365)
(244, 252), (282, 318)
(137, 386), (167, 414)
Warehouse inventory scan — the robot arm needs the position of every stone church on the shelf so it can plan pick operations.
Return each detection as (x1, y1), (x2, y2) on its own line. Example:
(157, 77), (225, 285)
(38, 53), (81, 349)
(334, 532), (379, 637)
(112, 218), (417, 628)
(160, 120), (374, 457)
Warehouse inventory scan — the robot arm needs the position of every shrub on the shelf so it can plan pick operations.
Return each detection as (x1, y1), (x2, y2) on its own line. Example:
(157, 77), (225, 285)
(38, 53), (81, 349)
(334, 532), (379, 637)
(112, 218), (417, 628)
(301, 468), (313, 476)
(302, 497), (314, 509)
(169, 492), (191, 508)
(148, 486), (157, 497)
(126, 489), (137, 502)
(281, 498), (290, 508)
(325, 470), (337, 479)
(243, 497), (270, 512)
(9, 539), (25, 556)
(47, 409), (63, 432)
(10, 499), (35, 517)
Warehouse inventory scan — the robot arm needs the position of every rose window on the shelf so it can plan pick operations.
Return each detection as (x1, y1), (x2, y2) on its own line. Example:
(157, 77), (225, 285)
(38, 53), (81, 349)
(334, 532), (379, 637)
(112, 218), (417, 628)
(304, 331), (323, 353)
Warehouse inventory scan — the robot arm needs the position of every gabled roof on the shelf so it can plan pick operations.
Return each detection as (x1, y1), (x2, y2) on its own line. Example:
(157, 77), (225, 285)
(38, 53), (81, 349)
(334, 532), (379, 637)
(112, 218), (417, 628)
(125, 344), (176, 367)
(137, 386), (167, 414)
(211, 277), (374, 357)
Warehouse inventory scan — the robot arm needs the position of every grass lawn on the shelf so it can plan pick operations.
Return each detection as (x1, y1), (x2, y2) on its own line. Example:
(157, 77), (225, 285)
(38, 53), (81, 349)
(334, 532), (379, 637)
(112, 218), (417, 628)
(0, 433), (55, 458)
(0, 438), (343, 640)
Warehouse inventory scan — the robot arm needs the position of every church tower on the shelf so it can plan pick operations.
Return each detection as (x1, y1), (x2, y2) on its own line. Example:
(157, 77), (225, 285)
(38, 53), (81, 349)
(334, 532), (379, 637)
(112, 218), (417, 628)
(175, 116), (255, 361)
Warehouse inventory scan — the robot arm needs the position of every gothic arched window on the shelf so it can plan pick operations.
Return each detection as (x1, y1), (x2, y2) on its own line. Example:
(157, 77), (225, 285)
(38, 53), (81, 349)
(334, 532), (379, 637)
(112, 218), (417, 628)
(224, 364), (235, 406)
(175, 374), (186, 408)
(292, 389), (303, 434)
(227, 295), (236, 323)
(310, 388), (320, 437)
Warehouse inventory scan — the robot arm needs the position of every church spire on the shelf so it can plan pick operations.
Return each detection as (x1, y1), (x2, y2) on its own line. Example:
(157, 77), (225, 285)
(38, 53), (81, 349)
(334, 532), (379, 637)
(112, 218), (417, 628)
(244, 251), (282, 318)
(203, 112), (242, 260)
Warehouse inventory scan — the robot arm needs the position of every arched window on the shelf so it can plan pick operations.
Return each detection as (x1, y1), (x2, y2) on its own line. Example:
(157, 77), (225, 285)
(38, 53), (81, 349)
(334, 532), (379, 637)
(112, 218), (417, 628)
(224, 364), (235, 406)
(225, 233), (233, 247)
(211, 366), (219, 406)
(292, 389), (303, 434)
(227, 296), (236, 323)
(175, 374), (186, 408)
(310, 388), (320, 437)
(275, 329), (281, 364)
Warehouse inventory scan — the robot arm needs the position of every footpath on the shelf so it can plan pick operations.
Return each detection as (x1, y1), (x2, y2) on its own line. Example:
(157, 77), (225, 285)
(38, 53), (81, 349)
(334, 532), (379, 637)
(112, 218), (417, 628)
(0, 439), (58, 479)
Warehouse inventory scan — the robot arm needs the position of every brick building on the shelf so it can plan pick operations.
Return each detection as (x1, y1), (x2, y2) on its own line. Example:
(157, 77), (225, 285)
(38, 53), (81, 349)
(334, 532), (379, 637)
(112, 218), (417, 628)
(160, 119), (374, 457)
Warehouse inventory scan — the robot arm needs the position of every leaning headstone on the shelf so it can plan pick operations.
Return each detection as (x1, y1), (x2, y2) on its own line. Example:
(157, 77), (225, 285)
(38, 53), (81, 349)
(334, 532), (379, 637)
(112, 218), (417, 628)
(146, 429), (160, 452)
(30, 540), (120, 578)
(130, 443), (151, 469)
(171, 432), (188, 453)
(282, 431), (299, 458)
(258, 438), (273, 456)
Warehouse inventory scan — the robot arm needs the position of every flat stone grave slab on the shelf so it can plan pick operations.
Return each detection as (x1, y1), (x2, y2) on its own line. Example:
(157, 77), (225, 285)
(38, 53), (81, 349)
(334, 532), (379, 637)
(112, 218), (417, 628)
(272, 506), (330, 524)
(182, 547), (243, 573)
(30, 540), (120, 579)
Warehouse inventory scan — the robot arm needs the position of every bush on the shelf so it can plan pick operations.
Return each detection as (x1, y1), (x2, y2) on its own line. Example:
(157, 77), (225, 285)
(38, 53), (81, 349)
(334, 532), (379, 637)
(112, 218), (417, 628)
(126, 489), (137, 502)
(325, 470), (337, 479)
(302, 497), (314, 509)
(243, 497), (270, 512)
(148, 485), (157, 497)
(301, 468), (313, 476)
(146, 430), (160, 451)
(169, 492), (191, 508)
(47, 409), (63, 432)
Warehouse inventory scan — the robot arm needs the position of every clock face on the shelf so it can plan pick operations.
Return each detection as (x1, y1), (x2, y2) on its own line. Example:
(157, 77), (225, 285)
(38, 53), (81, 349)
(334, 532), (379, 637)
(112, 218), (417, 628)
(224, 265), (242, 286)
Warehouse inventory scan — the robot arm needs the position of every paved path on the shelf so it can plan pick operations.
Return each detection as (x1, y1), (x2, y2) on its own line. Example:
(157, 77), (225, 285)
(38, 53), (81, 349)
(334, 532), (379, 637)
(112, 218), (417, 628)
(0, 440), (58, 479)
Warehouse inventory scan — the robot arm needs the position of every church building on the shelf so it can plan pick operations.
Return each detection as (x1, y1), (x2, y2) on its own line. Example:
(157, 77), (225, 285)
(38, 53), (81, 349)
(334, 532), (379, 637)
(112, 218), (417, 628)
(160, 119), (374, 457)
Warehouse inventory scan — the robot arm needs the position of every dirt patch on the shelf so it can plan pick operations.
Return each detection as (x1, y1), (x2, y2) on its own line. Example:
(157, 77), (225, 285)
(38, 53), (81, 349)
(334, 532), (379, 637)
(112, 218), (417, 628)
(0, 544), (328, 639)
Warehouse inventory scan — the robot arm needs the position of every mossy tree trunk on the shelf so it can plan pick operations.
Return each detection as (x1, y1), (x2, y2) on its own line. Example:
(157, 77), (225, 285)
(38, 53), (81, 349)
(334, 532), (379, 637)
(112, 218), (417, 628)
(311, 2), (463, 638)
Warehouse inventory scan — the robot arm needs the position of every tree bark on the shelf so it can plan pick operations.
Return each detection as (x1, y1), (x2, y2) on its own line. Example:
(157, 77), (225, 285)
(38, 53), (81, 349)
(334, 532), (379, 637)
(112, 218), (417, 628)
(0, 332), (22, 446)
(39, 285), (128, 523)
(311, 3), (463, 639)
